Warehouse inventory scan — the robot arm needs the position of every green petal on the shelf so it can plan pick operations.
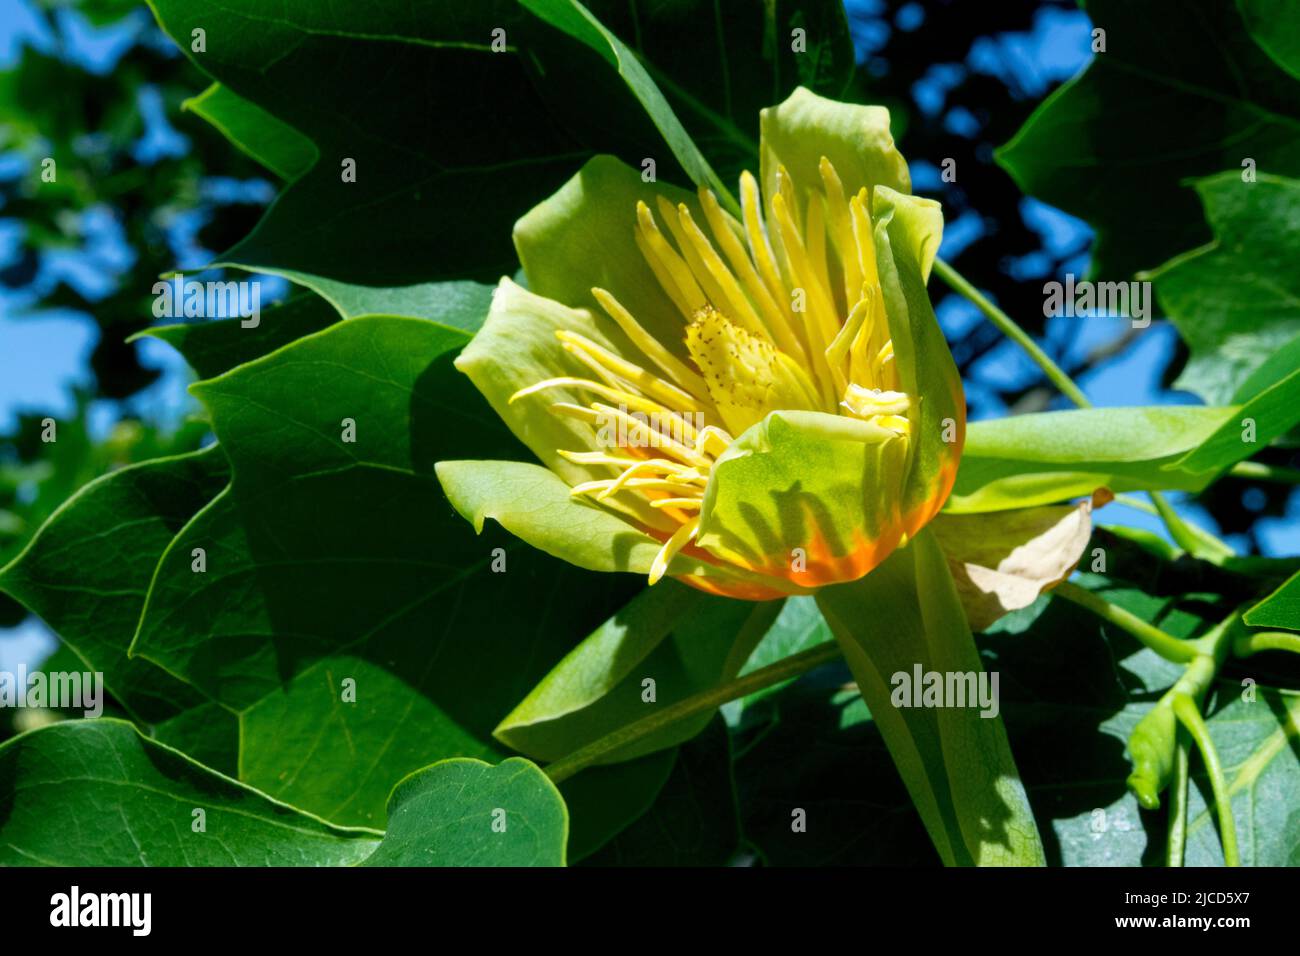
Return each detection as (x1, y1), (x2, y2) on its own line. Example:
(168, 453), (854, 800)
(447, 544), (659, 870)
(759, 86), (911, 210)
(873, 185), (965, 535)
(436, 459), (780, 595)
(454, 278), (672, 531)
(513, 153), (703, 351)
(697, 409), (909, 587)
(437, 458), (661, 573)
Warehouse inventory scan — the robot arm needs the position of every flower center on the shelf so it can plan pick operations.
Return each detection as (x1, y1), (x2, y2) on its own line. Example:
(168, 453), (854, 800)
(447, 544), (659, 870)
(512, 157), (913, 582)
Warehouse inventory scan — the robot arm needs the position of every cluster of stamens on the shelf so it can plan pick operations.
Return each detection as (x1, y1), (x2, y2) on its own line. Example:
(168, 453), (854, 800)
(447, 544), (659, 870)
(511, 158), (913, 583)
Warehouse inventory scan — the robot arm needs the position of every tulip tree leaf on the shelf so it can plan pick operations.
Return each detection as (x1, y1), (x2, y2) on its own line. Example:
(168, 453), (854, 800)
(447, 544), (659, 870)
(986, 579), (1300, 868)
(522, 0), (855, 188)
(1146, 173), (1300, 404)
(167, 0), (854, 316)
(1171, 367), (1300, 475)
(1183, 689), (1300, 866)
(0, 447), (237, 768)
(128, 316), (638, 828)
(738, 557), (1300, 866)
(137, 292), (342, 380)
(147, 0), (590, 302)
(495, 581), (779, 763)
(996, 0), (1300, 280)
(362, 758), (567, 867)
(182, 83), (317, 182)
(0, 720), (380, 866)
(558, 750), (678, 861)
(949, 405), (1240, 513)
(1238, 0), (1300, 78)
(583, 717), (740, 866)
(519, 0), (733, 204)
(1245, 569), (1300, 631)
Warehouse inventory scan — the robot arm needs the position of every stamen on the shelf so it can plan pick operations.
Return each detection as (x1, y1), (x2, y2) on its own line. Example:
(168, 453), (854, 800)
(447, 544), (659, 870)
(698, 186), (807, 361)
(654, 197), (736, 325)
(649, 517), (700, 585)
(556, 330), (702, 412)
(513, 376), (704, 448)
(691, 424), (734, 456)
(586, 401), (712, 468)
(770, 191), (840, 407)
(636, 201), (708, 314)
(635, 229), (698, 321)
(740, 172), (795, 328)
(592, 287), (711, 401)
(819, 157), (864, 304)
(671, 203), (770, 341)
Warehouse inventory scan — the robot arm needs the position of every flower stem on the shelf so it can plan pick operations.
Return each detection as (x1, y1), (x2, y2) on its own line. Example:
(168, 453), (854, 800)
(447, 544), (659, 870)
(1147, 490), (1236, 560)
(932, 257), (1092, 409)
(1166, 733), (1190, 867)
(543, 641), (842, 784)
(1172, 693), (1240, 866)
(1053, 581), (1201, 663)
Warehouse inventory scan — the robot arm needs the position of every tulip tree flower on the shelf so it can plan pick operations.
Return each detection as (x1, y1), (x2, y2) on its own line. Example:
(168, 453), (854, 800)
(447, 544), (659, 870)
(438, 88), (1098, 865)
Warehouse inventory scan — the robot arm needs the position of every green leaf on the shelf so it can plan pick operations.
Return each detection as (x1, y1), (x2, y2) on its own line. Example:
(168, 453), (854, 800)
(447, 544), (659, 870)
(495, 581), (778, 762)
(725, 594), (833, 722)
(128, 316), (637, 827)
(816, 528), (1045, 866)
(182, 83), (316, 181)
(1245, 569), (1300, 631)
(301, 278), (496, 326)
(732, 675), (940, 865)
(0, 449), (231, 734)
(0, 720), (379, 866)
(583, 717), (740, 866)
(1145, 173), (1300, 404)
(520, 0), (855, 187)
(558, 750), (677, 861)
(996, 0), (1300, 279)
(520, 0), (734, 207)
(148, 0), (588, 293)
(990, 569), (1300, 867)
(361, 758), (567, 867)
(948, 405), (1237, 513)
(1238, 0), (1300, 78)
(136, 292), (341, 380)
(1171, 366), (1300, 475)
